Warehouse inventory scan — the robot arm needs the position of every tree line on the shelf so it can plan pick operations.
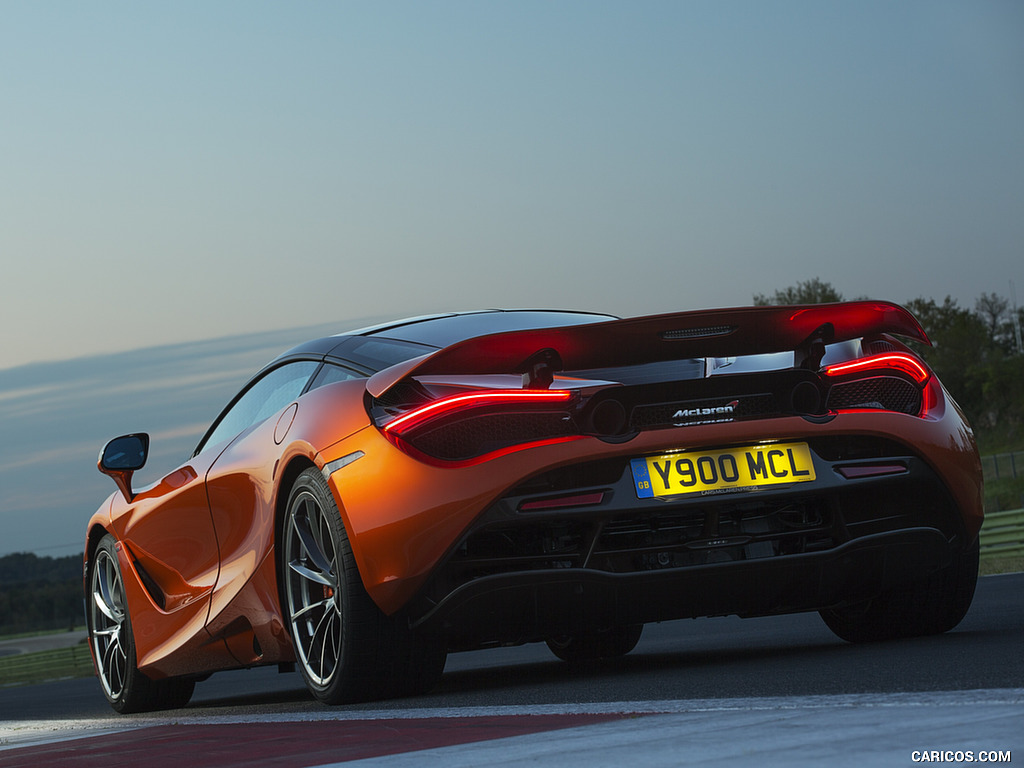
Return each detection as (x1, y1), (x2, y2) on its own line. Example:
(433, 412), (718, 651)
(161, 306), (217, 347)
(755, 278), (1024, 451)
(0, 552), (82, 635)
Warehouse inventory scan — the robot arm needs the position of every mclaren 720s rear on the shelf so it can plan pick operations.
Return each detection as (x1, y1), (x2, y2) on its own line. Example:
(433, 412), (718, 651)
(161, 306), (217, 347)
(84, 302), (982, 712)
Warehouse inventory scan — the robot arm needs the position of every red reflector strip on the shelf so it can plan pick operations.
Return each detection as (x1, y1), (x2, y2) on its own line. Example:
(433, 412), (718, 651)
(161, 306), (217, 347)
(382, 389), (573, 434)
(519, 491), (606, 512)
(823, 353), (930, 385)
(836, 463), (907, 479)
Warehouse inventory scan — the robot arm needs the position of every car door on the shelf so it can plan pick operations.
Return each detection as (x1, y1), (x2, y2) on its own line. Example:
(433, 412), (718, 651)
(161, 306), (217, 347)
(198, 360), (321, 655)
(107, 447), (224, 674)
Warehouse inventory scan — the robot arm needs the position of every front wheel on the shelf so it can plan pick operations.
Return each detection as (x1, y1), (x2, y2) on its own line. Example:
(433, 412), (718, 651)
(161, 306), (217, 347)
(87, 534), (195, 713)
(820, 537), (979, 643)
(281, 469), (446, 703)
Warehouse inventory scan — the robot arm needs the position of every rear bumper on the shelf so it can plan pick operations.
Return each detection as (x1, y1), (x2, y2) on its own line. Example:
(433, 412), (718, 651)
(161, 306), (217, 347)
(322, 398), (981, 618)
(413, 527), (956, 650)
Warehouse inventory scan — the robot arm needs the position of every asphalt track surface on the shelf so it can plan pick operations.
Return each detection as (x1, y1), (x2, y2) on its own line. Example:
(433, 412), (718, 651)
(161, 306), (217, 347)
(1, 573), (1021, 766)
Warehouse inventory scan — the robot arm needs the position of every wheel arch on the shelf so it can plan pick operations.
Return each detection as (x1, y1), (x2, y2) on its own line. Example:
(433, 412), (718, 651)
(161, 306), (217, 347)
(273, 455), (382, 612)
(274, 455), (318, 540)
(83, 523), (111, 670)
(85, 523), (112, 570)
(274, 450), (364, 545)
(272, 455), (337, 598)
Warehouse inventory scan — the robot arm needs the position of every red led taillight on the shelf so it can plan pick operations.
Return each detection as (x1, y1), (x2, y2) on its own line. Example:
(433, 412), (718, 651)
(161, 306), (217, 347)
(823, 352), (930, 386)
(822, 352), (933, 417)
(379, 389), (581, 464)
(382, 390), (573, 434)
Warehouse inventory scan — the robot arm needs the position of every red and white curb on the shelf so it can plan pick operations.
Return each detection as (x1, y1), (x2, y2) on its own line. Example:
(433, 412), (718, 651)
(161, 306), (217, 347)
(1, 690), (1021, 767)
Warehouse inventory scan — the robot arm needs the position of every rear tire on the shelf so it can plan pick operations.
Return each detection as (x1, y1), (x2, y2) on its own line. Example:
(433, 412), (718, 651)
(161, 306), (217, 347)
(547, 624), (643, 662)
(281, 468), (446, 703)
(87, 534), (195, 713)
(820, 537), (979, 643)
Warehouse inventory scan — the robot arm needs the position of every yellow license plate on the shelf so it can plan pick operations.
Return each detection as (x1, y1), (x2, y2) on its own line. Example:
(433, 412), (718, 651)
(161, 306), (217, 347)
(631, 442), (816, 498)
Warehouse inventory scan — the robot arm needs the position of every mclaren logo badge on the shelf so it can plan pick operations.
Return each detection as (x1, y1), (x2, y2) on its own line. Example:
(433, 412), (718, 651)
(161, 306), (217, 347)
(672, 400), (740, 426)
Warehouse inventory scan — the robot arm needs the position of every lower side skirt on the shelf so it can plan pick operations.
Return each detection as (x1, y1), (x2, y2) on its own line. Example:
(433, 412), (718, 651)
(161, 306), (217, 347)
(410, 528), (955, 651)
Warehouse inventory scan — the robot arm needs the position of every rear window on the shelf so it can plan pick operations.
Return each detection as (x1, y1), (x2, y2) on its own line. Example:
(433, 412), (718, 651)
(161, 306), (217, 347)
(341, 337), (435, 371)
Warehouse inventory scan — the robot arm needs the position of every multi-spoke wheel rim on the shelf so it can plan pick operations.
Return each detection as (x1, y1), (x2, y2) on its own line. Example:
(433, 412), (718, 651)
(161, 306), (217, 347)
(89, 548), (128, 700)
(284, 490), (343, 687)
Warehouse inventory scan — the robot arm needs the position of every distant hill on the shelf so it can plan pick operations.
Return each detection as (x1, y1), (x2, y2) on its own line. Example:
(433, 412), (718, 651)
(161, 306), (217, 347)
(0, 552), (83, 635)
(0, 552), (80, 585)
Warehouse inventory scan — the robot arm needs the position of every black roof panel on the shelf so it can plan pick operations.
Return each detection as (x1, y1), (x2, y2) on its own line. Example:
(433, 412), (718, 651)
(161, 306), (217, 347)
(366, 310), (613, 347)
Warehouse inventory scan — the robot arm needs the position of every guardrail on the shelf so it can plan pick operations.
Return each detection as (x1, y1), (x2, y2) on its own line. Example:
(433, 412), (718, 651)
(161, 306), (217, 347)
(0, 642), (94, 687)
(982, 450), (1024, 480)
(981, 451), (1024, 513)
(979, 507), (1024, 562)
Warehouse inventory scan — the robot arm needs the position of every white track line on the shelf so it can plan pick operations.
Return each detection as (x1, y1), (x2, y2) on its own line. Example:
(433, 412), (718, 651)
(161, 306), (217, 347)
(2, 689), (1022, 753)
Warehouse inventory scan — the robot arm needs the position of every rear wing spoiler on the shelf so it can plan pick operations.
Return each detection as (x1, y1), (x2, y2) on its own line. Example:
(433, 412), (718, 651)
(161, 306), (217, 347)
(367, 301), (929, 398)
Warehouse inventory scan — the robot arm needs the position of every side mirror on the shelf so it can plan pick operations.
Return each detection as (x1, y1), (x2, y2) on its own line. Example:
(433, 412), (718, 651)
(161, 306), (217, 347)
(98, 433), (149, 502)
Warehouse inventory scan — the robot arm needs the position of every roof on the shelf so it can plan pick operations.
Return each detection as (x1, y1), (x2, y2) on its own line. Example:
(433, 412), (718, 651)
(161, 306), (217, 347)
(273, 310), (615, 371)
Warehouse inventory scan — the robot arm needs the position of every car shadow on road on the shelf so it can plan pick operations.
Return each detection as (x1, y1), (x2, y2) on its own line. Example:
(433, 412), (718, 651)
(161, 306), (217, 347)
(427, 629), (1021, 704)
(180, 616), (1023, 713)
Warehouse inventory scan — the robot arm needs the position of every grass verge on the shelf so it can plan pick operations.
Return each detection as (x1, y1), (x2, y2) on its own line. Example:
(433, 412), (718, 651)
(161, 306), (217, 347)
(984, 475), (1024, 512)
(979, 554), (1024, 577)
(0, 643), (95, 687)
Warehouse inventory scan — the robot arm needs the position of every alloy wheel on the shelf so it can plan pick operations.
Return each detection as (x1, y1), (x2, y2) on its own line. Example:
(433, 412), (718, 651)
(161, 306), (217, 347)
(284, 490), (343, 687)
(89, 546), (129, 700)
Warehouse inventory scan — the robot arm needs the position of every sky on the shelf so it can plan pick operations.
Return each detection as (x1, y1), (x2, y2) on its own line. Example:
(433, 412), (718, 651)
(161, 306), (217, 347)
(0, 324), (346, 556)
(2, 1), (1022, 371)
(0, 1), (1022, 556)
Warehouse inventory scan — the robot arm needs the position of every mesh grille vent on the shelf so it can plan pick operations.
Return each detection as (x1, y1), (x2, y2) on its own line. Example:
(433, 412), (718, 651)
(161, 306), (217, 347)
(411, 412), (573, 461)
(827, 377), (921, 414)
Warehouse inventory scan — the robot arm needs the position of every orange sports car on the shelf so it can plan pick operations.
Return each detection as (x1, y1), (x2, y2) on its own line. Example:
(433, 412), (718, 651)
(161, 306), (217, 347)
(85, 303), (983, 712)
